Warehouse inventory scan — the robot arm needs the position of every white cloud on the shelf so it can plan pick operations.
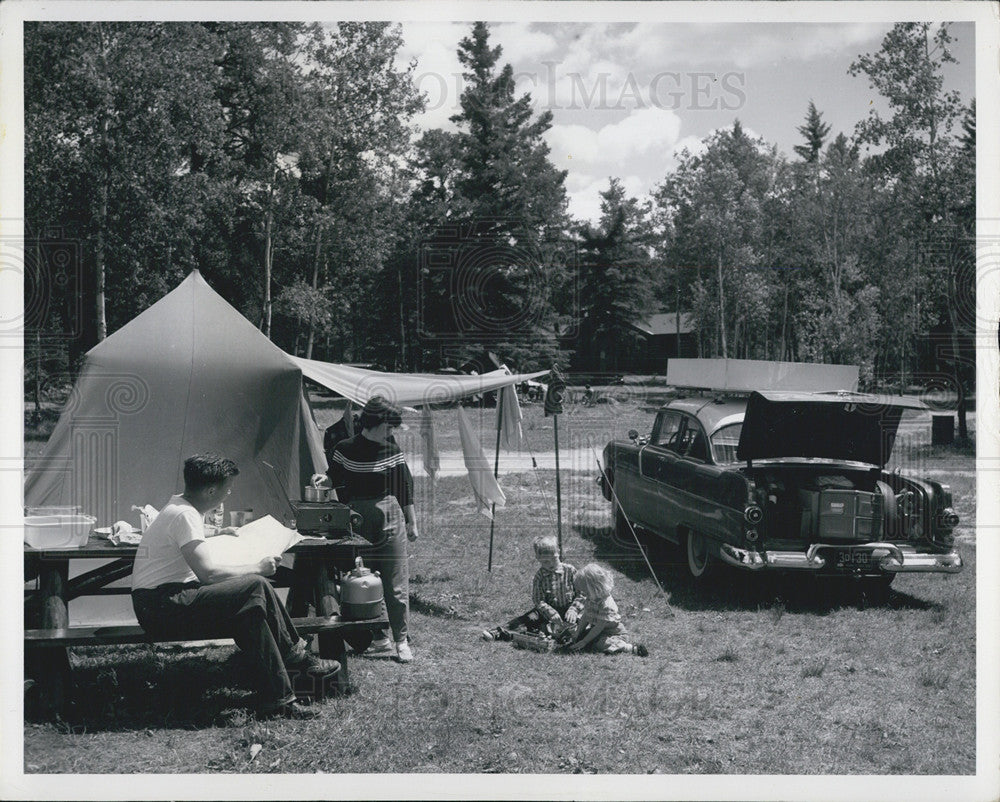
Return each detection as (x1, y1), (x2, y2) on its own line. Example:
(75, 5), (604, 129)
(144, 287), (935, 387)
(493, 23), (558, 64)
(545, 124), (601, 170)
(398, 23), (467, 133)
(615, 22), (886, 71)
(566, 177), (610, 226)
(548, 109), (684, 223)
(596, 108), (682, 164)
(670, 134), (708, 160)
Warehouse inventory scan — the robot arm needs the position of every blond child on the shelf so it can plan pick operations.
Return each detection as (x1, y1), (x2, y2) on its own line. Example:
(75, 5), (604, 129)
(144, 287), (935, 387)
(567, 563), (648, 656)
(482, 535), (585, 641)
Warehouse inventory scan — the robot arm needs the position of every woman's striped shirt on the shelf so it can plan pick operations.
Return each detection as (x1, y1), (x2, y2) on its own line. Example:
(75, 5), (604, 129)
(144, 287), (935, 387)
(328, 433), (414, 508)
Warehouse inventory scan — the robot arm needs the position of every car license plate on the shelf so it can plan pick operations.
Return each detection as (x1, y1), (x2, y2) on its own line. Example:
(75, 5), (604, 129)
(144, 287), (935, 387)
(834, 549), (874, 570)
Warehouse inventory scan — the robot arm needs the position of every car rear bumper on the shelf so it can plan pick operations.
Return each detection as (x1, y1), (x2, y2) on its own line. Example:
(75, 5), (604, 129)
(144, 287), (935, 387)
(719, 542), (963, 573)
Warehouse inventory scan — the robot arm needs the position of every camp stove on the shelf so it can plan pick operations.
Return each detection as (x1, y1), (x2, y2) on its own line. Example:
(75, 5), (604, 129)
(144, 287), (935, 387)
(263, 462), (359, 538)
(291, 500), (356, 536)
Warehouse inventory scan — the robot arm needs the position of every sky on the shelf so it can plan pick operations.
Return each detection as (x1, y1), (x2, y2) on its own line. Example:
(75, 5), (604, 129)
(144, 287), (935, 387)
(394, 21), (976, 224)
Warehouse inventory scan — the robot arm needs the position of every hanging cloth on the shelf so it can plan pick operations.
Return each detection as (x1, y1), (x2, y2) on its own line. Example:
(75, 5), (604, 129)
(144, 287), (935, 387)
(498, 367), (524, 451)
(457, 406), (506, 519)
(419, 407), (440, 479)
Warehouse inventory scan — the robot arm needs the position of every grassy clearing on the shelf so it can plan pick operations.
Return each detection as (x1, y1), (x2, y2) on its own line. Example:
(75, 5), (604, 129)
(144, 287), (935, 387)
(22, 400), (977, 775)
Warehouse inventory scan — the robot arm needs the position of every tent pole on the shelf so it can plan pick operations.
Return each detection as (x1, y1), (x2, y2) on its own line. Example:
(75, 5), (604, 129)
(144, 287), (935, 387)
(487, 388), (504, 571)
(554, 412), (563, 561)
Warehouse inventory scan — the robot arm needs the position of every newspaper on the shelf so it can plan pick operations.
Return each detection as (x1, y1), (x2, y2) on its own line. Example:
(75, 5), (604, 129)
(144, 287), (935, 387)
(198, 515), (304, 566)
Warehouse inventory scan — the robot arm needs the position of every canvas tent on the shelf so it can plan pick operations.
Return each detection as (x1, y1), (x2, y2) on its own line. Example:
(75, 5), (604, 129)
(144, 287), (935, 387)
(26, 270), (546, 526)
(25, 270), (325, 526)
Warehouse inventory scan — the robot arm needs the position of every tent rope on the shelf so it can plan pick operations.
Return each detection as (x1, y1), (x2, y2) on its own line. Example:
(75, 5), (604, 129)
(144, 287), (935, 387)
(592, 448), (676, 618)
(520, 431), (676, 618)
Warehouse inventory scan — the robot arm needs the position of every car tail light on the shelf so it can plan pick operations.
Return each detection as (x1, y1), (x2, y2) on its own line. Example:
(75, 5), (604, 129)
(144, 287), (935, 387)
(940, 507), (960, 528)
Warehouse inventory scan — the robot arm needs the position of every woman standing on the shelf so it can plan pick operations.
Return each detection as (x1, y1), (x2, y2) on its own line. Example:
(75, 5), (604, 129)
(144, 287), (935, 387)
(328, 396), (419, 663)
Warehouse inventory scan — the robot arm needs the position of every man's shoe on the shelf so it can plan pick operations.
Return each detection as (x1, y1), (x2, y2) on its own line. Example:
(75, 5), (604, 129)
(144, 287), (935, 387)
(395, 640), (413, 663)
(259, 699), (320, 720)
(635, 643), (649, 658)
(300, 655), (341, 675)
(481, 628), (501, 641)
(365, 637), (395, 658)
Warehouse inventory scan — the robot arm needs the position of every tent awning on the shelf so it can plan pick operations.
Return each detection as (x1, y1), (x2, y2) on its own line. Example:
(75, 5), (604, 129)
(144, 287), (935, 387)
(289, 356), (549, 407)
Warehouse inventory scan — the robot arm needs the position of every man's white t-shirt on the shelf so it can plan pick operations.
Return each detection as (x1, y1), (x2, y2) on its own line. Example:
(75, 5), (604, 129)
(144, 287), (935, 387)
(131, 495), (205, 590)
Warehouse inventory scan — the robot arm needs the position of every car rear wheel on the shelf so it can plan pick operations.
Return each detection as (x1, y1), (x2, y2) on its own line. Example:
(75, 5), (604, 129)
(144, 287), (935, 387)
(686, 530), (714, 579)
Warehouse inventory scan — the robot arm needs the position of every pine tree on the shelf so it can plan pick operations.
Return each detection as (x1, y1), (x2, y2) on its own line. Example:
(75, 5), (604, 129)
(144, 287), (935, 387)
(417, 21), (569, 369)
(574, 179), (658, 372)
(793, 100), (831, 163)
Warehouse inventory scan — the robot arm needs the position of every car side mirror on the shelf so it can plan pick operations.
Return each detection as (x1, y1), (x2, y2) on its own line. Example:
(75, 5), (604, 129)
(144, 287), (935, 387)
(628, 429), (639, 442)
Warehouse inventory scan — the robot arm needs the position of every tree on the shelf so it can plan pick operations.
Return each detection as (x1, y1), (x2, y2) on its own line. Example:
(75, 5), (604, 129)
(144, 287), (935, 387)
(212, 22), (319, 338)
(654, 122), (779, 359)
(413, 21), (568, 369)
(294, 23), (424, 360)
(850, 22), (971, 438)
(574, 179), (658, 372)
(25, 22), (227, 352)
(793, 100), (831, 163)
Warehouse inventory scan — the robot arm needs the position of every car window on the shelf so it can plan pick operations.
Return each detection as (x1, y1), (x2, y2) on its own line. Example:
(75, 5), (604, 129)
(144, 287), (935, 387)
(651, 411), (684, 450)
(710, 423), (743, 465)
(676, 417), (710, 462)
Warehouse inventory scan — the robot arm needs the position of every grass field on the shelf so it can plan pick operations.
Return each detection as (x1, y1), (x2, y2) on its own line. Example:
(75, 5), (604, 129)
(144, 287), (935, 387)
(22, 399), (977, 775)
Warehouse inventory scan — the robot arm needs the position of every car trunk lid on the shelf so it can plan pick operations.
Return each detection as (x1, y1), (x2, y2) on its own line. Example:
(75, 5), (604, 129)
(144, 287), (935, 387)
(737, 391), (926, 468)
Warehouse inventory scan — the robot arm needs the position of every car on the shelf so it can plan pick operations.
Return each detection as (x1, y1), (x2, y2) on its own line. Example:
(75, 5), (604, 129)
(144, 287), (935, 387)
(598, 389), (963, 589)
(519, 379), (547, 402)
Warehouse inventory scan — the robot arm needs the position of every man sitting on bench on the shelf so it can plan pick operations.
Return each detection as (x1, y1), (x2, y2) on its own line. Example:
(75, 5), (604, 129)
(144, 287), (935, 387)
(130, 453), (339, 719)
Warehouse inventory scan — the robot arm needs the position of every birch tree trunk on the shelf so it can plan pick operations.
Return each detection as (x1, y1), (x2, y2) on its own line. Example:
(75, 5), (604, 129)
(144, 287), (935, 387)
(717, 251), (728, 358)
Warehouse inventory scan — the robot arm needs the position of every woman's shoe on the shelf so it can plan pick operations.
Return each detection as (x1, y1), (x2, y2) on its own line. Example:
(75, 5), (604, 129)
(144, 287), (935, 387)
(395, 640), (413, 663)
(365, 637), (395, 658)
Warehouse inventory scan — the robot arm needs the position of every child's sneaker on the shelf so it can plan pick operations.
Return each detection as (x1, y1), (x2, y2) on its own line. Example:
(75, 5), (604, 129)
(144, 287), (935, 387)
(634, 643), (649, 657)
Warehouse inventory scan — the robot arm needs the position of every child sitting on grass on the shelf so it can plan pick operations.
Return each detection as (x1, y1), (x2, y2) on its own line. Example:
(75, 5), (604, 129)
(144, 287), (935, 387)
(566, 563), (648, 657)
(482, 535), (585, 642)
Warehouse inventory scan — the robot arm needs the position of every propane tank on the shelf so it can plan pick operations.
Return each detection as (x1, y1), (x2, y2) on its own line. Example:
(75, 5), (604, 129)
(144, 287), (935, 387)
(340, 556), (384, 620)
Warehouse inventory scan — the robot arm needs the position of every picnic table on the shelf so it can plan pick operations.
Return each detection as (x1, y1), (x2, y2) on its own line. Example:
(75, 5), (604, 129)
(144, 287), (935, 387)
(24, 532), (386, 719)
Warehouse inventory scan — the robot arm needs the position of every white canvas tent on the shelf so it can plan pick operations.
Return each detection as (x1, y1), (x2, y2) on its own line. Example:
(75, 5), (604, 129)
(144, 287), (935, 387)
(25, 270), (325, 527)
(24, 271), (544, 622)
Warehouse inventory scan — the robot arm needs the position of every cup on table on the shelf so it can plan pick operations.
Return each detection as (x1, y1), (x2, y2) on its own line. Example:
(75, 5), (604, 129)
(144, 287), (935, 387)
(229, 509), (254, 528)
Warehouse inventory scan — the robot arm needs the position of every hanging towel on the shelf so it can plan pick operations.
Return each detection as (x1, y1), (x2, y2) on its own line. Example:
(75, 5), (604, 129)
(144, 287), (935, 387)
(498, 367), (524, 450)
(419, 407), (440, 479)
(457, 405), (506, 519)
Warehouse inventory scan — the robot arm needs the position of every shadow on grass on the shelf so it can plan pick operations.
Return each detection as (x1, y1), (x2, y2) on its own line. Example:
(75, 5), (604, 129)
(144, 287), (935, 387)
(573, 523), (937, 615)
(409, 592), (467, 620)
(27, 646), (261, 732)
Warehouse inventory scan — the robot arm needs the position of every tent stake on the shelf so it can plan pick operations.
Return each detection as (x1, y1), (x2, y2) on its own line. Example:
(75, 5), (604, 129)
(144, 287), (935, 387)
(487, 389), (504, 571)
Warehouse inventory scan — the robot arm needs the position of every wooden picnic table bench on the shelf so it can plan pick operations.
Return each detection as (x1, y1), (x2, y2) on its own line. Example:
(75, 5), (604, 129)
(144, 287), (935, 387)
(24, 533), (383, 719)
